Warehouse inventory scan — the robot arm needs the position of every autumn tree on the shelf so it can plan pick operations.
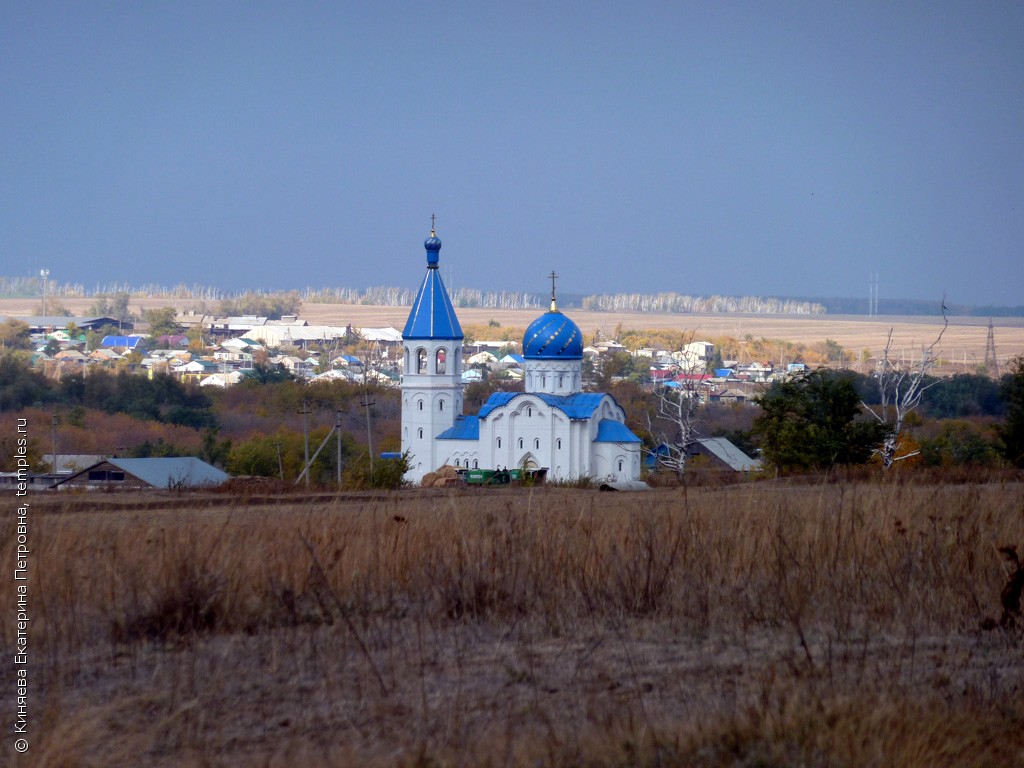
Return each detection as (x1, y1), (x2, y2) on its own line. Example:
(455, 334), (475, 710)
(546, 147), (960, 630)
(219, 291), (301, 320)
(0, 319), (33, 352)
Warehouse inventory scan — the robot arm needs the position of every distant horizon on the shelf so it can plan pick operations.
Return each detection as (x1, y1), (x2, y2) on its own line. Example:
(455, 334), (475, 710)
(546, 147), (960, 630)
(1, 273), (1021, 318)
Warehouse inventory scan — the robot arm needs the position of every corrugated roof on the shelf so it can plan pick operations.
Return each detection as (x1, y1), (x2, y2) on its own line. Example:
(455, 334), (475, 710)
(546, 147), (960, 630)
(108, 457), (229, 488)
(694, 437), (762, 472)
(102, 335), (145, 348)
(594, 419), (642, 443)
(436, 415), (481, 440)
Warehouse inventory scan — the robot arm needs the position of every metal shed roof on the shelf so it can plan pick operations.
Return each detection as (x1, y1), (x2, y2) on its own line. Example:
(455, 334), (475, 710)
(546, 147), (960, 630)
(107, 457), (229, 488)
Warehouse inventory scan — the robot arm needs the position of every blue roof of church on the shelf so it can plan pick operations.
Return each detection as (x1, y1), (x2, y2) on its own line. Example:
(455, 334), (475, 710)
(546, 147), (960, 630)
(522, 310), (583, 360)
(436, 415), (480, 440)
(436, 404), (641, 444)
(402, 234), (463, 340)
(477, 392), (606, 420)
(594, 419), (642, 443)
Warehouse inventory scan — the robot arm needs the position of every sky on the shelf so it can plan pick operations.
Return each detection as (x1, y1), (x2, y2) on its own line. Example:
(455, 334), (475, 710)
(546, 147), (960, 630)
(2, 2), (1023, 306)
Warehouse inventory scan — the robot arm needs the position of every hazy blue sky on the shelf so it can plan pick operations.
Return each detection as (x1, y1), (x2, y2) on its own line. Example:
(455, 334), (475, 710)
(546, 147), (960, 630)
(3, 2), (1022, 306)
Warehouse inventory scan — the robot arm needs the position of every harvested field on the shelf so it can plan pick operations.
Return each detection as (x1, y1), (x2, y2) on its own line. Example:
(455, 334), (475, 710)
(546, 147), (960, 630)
(3, 297), (1023, 365)
(4, 481), (1024, 766)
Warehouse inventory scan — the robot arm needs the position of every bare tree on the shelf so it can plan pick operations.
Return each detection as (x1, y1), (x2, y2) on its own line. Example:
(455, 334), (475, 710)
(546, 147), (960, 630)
(863, 304), (948, 468)
(646, 336), (712, 479)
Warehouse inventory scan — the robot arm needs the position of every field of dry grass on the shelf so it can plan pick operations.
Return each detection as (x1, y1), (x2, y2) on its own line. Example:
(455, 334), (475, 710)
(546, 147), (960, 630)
(4, 296), (1023, 364)
(4, 481), (1024, 766)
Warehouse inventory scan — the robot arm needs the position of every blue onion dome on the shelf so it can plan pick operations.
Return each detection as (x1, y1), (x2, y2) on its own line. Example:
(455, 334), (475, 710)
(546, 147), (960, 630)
(424, 233), (442, 267)
(522, 310), (584, 359)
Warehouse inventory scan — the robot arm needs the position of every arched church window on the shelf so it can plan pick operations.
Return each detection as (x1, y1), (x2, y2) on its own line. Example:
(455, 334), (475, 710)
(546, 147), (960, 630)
(454, 348), (461, 371)
(540, 374), (546, 387)
(439, 399), (444, 412)
(527, 407), (532, 417)
(559, 375), (564, 388)
(473, 459), (478, 469)
(454, 459), (460, 467)
(618, 459), (624, 472)
(518, 438), (524, 449)
(534, 438), (539, 449)
(417, 348), (427, 373)
(436, 348), (446, 374)
(418, 428), (423, 439)
(418, 400), (424, 411)
(496, 437), (502, 449)
(404, 348), (410, 374)
(557, 439), (562, 450)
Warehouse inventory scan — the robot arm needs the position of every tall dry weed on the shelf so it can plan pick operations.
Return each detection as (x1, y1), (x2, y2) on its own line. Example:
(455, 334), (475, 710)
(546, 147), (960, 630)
(5, 481), (1023, 766)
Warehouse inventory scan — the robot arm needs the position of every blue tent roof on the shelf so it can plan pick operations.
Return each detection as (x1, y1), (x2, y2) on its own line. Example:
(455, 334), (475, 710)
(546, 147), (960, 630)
(594, 419), (642, 443)
(436, 415), (481, 440)
(402, 235), (463, 340)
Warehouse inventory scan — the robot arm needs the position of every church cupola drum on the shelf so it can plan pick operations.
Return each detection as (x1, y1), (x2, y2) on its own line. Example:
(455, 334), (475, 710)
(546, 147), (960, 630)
(401, 222), (464, 482)
(521, 271), (584, 396)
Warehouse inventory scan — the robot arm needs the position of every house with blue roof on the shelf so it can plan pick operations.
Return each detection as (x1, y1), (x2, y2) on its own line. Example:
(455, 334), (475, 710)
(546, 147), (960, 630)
(401, 224), (642, 484)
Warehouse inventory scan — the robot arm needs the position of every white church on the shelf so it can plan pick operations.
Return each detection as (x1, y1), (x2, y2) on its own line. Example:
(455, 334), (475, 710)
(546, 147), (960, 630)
(401, 227), (643, 484)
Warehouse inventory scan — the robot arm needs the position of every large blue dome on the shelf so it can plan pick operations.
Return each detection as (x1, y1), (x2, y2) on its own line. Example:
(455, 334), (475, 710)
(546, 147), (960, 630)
(522, 310), (583, 360)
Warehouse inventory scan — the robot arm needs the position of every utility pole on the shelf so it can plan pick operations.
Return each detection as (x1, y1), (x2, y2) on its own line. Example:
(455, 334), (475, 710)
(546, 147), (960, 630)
(362, 397), (374, 475)
(274, 442), (284, 480)
(336, 409), (343, 486)
(298, 399), (312, 488)
(51, 412), (59, 474)
(40, 268), (49, 317)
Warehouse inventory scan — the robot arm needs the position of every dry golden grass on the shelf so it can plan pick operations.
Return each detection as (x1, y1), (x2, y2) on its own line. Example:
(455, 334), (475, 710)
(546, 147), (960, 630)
(5, 481), (1024, 766)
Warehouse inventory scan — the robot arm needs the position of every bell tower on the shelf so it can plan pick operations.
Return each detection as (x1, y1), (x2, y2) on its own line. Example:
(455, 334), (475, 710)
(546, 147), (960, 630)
(400, 221), (464, 482)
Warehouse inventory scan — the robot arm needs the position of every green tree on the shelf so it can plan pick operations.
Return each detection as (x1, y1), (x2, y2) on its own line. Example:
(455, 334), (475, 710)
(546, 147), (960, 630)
(1000, 357), (1024, 467)
(919, 421), (1002, 467)
(0, 355), (53, 409)
(710, 348), (725, 371)
(143, 307), (180, 338)
(244, 361), (294, 384)
(753, 370), (885, 472)
(342, 449), (409, 489)
(921, 373), (1004, 419)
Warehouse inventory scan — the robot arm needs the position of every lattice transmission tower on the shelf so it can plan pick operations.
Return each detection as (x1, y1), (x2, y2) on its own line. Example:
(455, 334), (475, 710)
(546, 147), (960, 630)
(984, 318), (999, 377)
